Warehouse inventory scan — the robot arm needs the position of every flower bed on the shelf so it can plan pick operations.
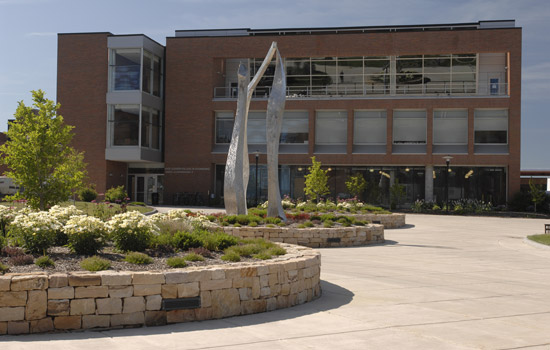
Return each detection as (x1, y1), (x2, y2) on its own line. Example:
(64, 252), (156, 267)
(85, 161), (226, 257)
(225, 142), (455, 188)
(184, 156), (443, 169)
(0, 244), (321, 335)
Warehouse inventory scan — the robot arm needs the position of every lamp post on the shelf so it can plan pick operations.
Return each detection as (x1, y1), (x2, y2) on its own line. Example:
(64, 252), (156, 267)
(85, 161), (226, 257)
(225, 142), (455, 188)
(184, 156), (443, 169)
(254, 150), (260, 207)
(442, 156), (453, 214)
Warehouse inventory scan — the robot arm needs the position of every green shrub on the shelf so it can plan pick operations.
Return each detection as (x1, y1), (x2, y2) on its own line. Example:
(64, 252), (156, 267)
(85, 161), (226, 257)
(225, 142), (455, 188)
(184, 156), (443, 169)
(268, 246), (286, 256)
(109, 211), (157, 252)
(166, 257), (187, 268)
(248, 208), (267, 217)
(124, 252), (153, 265)
(354, 220), (365, 226)
(0, 235), (5, 251)
(174, 231), (203, 250)
(0, 262), (8, 273)
(221, 221), (229, 226)
(264, 217), (281, 225)
(105, 185), (128, 202)
(266, 224), (275, 228)
(184, 252), (205, 262)
(80, 256), (111, 271)
(320, 214), (337, 222)
(233, 223), (242, 227)
(221, 250), (241, 262)
(323, 221), (333, 228)
(297, 224), (306, 228)
(304, 221), (314, 227)
(65, 215), (107, 255)
(249, 221), (258, 227)
(277, 222), (286, 227)
(310, 215), (321, 221)
(79, 186), (98, 202)
(35, 255), (55, 268)
(253, 252), (272, 260)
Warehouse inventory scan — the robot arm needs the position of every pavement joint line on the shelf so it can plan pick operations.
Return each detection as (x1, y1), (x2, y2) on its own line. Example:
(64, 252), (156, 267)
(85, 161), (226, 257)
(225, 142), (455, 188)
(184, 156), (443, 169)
(168, 310), (550, 350)
(497, 343), (550, 350)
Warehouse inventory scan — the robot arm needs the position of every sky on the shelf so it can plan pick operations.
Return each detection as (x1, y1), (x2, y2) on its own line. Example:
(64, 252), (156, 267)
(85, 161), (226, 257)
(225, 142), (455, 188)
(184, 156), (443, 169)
(0, 0), (549, 170)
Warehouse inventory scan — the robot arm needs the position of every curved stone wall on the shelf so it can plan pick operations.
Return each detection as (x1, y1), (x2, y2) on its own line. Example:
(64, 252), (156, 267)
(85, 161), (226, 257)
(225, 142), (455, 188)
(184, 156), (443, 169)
(0, 244), (320, 335)
(223, 224), (384, 248)
(342, 213), (406, 229)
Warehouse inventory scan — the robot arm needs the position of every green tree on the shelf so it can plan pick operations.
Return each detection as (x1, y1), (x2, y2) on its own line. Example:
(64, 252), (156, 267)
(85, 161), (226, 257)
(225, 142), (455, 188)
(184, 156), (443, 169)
(0, 90), (86, 210)
(345, 173), (367, 199)
(529, 179), (546, 213)
(390, 179), (406, 210)
(304, 156), (330, 203)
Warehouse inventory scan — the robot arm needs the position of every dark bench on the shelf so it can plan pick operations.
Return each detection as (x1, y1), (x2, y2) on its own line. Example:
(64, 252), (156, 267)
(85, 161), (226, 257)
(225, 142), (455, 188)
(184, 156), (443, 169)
(546, 224), (550, 234)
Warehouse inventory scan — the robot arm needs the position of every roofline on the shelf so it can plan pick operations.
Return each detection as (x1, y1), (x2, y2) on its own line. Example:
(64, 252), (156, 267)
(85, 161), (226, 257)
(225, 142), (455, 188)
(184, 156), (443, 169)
(58, 32), (113, 36)
(107, 33), (165, 48)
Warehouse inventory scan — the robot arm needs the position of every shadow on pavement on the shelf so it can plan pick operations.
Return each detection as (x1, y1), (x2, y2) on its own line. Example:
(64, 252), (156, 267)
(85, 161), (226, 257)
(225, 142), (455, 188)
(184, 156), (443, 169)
(5, 281), (353, 342)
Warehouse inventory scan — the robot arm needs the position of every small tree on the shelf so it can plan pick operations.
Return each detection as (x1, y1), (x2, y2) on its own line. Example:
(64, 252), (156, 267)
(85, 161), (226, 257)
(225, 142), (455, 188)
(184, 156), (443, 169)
(529, 179), (546, 213)
(390, 179), (406, 210)
(345, 173), (367, 199)
(0, 90), (86, 210)
(304, 156), (330, 203)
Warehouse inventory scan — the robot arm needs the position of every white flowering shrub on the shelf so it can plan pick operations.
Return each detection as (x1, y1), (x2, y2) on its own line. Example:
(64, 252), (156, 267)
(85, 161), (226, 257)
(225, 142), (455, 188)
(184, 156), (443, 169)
(281, 198), (295, 209)
(64, 215), (108, 255)
(151, 210), (216, 231)
(0, 205), (18, 235)
(48, 205), (84, 225)
(10, 211), (62, 253)
(107, 211), (159, 251)
(260, 201), (268, 209)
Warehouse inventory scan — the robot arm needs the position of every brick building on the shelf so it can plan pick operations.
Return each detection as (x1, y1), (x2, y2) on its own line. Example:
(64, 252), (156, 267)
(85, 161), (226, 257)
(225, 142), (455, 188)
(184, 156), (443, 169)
(56, 20), (521, 206)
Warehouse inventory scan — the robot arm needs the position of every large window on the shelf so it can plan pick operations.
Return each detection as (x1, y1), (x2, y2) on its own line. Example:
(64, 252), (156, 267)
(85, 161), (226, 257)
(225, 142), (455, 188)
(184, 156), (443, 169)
(111, 105), (140, 146)
(111, 49), (141, 91)
(433, 109), (468, 144)
(354, 110), (387, 145)
(474, 109), (508, 144)
(141, 107), (161, 150)
(281, 111), (308, 144)
(316, 111), (347, 145)
(215, 112), (234, 144)
(248, 112), (267, 144)
(393, 110), (426, 144)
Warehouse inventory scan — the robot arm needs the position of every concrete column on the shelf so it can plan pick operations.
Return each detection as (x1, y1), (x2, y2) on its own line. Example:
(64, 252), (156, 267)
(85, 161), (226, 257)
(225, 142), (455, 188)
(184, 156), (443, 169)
(390, 56), (396, 95)
(425, 165), (434, 202)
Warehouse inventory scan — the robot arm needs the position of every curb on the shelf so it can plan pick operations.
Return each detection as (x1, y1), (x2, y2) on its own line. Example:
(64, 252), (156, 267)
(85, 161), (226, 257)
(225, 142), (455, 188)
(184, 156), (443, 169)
(523, 236), (550, 251)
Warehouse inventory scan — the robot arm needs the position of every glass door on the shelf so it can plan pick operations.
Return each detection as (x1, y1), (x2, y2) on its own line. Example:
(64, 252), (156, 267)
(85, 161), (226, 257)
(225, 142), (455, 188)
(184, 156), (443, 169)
(133, 174), (164, 205)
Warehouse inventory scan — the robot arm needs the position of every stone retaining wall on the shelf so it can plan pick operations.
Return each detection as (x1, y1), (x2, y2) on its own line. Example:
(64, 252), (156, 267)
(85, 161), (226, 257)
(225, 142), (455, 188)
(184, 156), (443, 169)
(223, 224), (384, 248)
(0, 244), (320, 335)
(342, 213), (406, 229)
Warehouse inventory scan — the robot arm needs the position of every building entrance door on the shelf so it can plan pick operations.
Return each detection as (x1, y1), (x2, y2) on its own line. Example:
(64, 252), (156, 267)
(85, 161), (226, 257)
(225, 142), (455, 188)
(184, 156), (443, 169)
(134, 175), (164, 205)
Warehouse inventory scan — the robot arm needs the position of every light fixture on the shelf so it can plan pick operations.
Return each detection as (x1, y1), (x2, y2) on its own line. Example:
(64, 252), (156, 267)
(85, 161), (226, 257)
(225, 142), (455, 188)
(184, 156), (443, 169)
(369, 169), (374, 173)
(433, 170), (436, 179)
(465, 169), (474, 179)
(297, 167), (303, 172)
(327, 167), (332, 171)
(448, 168), (452, 173)
(379, 171), (390, 179)
(405, 168), (410, 172)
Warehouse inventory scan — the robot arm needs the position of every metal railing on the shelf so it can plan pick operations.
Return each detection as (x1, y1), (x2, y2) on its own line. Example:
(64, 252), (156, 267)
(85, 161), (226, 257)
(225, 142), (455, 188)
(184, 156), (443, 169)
(213, 82), (508, 99)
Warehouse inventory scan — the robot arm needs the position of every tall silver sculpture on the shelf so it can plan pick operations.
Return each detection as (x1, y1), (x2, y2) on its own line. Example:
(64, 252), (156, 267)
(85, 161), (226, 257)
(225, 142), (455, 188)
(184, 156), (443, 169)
(224, 42), (286, 217)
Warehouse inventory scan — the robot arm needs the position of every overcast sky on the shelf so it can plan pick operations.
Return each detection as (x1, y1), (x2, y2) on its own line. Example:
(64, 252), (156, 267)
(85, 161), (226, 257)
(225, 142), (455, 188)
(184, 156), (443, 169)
(0, 0), (548, 169)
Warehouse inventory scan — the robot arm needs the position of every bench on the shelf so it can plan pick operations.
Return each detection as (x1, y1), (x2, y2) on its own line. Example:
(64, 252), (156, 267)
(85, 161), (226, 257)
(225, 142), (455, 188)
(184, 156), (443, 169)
(546, 224), (550, 234)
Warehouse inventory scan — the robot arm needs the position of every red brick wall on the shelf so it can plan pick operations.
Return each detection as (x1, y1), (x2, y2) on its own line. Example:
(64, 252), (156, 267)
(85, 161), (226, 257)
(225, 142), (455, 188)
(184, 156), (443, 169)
(164, 28), (522, 202)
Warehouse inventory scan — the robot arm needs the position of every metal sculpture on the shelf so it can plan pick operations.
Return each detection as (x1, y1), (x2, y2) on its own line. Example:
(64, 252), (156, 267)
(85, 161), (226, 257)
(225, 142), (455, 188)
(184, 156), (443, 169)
(224, 42), (286, 218)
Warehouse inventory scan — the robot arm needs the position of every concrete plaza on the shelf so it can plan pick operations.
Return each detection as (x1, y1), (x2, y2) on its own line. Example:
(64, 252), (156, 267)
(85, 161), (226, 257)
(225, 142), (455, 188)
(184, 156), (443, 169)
(2, 214), (550, 349)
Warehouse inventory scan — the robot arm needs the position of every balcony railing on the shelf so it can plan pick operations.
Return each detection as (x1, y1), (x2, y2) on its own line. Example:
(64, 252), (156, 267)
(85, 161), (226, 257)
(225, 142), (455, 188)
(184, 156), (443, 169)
(213, 82), (508, 99)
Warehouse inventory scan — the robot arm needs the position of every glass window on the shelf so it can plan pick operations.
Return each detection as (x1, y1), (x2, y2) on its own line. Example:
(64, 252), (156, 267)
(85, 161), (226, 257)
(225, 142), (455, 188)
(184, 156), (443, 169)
(281, 111), (308, 144)
(112, 49), (141, 91)
(142, 53), (152, 94)
(474, 109), (508, 144)
(140, 107), (161, 149)
(433, 109), (467, 144)
(396, 58), (423, 73)
(215, 112), (234, 144)
(248, 112), (266, 144)
(315, 111), (347, 145)
(111, 105), (139, 145)
(354, 110), (387, 145)
(151, 110), (160, 150)
(393, 110), (426, 144)
(141, 109), (151, 147)
(153, 57), (162, 97)
(285, 58), (310, 76)
(424, 58), (451, 73)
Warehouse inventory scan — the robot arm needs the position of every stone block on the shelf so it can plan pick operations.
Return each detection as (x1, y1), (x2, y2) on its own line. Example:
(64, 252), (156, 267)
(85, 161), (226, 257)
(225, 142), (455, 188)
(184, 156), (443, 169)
(238, 288), (252, 301)
(0, 291), (27, 307)
(123, 296), (145, 313)
(99, 271), (132, 286)
(10, 275), (48, 291)
(233, 277), (256, 289)
(68, 274), (101, 287)
(161, 284), (178, 299)
(109, 285), (133, 298)
(26, 290), (47, 320)
(30, 317), (54, 333)
(166, 309), (195, 323)
(268, 273), (278, 286)
(96, 298), (122, 315)
(132, 272), (165, 285)
(8, 321), (29, 334)
(70, 298), (95, 315)
(177, 282), (200, 297)
(280, 283), (290, 296)
(48, 286), (74, 299)
(110, 312), (144, 326)
(47, 299), (70, 316)
(54, 315), (81, 330)
(145, 310), (166, 327)
(0, 276), (11, 291)
(194, 308), (213, 321)
(297, 290), (308, 304)
(210, 289), (240, 319)
(0, 321), (6, 334)
(48, 274), (68, 288)
(252, 278), (261, 299)
(146, 295), (162, 311)
(240, 267), (257, 277)
(200, 291), (212, 308)
(276, 295), (289, 309)
(165, 270), (211, 284)
(260, 287), (271, 297)
(240, 299), (266, 315)
(266, 297), (277, 311)
(256, 265), (269, 276)
(133, 284), (161, 296)
(75, 286), (108, 298)
(200, 279), (232, 291)
(0, 307), (25, 322)
(82, 315), (110, 329)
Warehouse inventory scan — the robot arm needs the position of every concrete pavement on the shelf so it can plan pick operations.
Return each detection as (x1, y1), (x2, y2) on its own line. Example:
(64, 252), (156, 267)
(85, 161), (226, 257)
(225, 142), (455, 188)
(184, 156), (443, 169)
(2, 214), (550, 349)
